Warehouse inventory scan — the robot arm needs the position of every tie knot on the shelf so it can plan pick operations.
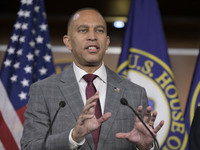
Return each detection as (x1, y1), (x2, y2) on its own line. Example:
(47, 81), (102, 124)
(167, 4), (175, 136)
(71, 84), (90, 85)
(83, 74), (97, 83)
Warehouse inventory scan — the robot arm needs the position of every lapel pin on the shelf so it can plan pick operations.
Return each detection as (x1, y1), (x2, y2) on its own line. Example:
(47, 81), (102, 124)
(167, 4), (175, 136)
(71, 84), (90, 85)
(114, 87), (120, 92)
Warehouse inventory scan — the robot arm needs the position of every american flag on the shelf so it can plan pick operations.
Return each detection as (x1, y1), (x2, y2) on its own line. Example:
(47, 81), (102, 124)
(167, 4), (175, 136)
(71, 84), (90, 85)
(0, 0), (55, 149)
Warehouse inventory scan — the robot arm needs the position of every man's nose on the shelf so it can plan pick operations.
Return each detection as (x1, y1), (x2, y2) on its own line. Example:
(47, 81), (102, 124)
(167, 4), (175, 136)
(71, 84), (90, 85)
(87, 31), (97, 41)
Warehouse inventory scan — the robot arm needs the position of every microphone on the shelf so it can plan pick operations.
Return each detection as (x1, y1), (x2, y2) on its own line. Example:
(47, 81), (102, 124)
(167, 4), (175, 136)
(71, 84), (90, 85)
(120, 98), (160, 150)
(42, 101), (66, 149)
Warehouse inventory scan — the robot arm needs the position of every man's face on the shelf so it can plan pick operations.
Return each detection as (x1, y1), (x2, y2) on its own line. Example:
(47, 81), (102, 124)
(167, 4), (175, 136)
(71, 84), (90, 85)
(64, 9), (110, 68)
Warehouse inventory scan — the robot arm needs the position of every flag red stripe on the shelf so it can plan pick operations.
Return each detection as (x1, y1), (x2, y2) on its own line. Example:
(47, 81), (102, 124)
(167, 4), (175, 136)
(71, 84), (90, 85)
(0, 112), (19, 150)
(16, 105), (27, 124)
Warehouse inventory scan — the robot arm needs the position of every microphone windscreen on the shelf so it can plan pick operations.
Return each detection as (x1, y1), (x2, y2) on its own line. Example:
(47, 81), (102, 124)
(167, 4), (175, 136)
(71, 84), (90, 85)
(120, 98), (128, 105)
(59, 101), (66, 107)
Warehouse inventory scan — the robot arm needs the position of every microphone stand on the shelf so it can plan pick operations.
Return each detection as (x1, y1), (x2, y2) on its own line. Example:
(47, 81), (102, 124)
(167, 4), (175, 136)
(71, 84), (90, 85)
(42, 101), (66, 149)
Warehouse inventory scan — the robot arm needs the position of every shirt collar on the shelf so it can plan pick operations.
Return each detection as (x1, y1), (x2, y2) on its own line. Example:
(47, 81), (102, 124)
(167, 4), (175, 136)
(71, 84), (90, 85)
(73, 62), (107, 83)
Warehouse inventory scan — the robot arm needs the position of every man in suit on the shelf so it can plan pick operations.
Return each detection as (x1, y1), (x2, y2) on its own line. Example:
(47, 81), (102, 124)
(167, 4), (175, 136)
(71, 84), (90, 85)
(21, 8), (164, 150)
(189, 106), (200, 150)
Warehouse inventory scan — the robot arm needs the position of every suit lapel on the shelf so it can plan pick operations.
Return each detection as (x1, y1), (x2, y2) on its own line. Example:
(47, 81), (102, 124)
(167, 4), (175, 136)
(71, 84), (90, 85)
(58, 65), (84, 120)
(98, 67), (125, 150)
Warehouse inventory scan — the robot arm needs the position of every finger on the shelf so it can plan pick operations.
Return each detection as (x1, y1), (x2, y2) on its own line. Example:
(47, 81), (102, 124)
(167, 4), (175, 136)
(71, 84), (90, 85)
(148, 111), (157, 127)
(115, 132), (130, 139)
(153, 120), (164, 133)
(137, 105), (143, 118)
(84, 93), (99, 115)
(143, 106), (152, 123)
(85, 92), (99, 105)
(97, 112), (112, 124)
(82, 101), (96, 115)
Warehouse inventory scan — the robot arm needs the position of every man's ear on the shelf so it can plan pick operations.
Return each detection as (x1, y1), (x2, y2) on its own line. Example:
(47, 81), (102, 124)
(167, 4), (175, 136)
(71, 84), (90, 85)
(63, 35), (72, 50)
(106, 36), (110, 50)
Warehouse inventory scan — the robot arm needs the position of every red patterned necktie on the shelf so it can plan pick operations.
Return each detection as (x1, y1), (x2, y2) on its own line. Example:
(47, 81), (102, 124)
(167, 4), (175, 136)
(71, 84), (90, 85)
(83, 74), (102, 150)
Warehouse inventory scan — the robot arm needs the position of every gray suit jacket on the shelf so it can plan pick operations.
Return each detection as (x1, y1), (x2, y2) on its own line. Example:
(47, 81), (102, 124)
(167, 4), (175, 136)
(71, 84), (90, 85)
(21, 64), (149, 150)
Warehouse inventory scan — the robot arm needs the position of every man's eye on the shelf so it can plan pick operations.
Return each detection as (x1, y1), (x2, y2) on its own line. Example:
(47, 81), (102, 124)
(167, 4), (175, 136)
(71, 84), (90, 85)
(97, 29), (104, 33)
(79, 29), (87, 33)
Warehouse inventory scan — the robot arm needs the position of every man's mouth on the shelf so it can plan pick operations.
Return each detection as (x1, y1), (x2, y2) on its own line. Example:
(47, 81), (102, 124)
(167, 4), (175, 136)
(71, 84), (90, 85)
(86, 46), (99, 52)
(88, 46), (97, 50)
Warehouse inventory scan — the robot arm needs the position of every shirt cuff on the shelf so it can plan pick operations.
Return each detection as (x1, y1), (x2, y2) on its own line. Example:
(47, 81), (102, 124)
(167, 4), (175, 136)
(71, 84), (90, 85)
(69, 128), (85, 150)
(136, 142), (154, 150)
